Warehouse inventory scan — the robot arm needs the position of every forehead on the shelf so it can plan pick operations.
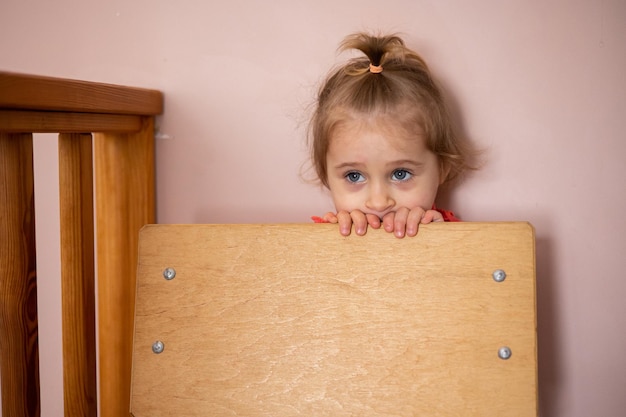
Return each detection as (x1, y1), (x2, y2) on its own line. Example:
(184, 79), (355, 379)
(328, 112), (428, 157)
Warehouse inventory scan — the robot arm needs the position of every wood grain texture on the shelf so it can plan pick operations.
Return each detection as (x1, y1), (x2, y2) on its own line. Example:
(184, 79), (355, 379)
(58, 134), (97, 417)
(130, 222), (537, 417)
(0, 72), (162, 416)
(94, 118), (155, 417)
(0, 133), (40, 417)
(0, 110), (142, 133)
(0, 72), (163, 115)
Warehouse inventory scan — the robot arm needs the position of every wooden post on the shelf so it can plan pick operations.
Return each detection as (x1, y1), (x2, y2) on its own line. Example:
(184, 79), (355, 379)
(94, 117), (155, 417)
(58, 133), (97, 417)
(0, 133), (40, 417)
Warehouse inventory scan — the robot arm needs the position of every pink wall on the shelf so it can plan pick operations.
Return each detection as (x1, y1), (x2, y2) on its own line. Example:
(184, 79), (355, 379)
(2, 0), (625, 416)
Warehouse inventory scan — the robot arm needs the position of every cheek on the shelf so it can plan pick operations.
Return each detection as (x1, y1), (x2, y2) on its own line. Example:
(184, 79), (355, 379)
(329, 190), (352, 211)
(328, 184), (359, 212)
(396, 194), (431, 209)
(395, 181), (439, 208)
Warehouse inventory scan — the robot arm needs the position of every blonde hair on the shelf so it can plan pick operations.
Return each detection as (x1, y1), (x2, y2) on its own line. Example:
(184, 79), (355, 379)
(309, 32), (472, 187)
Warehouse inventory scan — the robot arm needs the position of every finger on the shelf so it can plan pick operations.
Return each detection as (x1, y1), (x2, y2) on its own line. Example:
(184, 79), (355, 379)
(382, 212), (395, 233)
(366, 213), (382, 229)
(322, 212), (338, 223)
(351, 211), (369, 236)
(393, 207), (410, 238)
(336, 211), (353, 236)
(406, 208), (426, 237)
(421, 209), (444, 224)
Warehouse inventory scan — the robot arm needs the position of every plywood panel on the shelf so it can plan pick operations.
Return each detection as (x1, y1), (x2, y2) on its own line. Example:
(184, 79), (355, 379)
(130, 222), (536, 417)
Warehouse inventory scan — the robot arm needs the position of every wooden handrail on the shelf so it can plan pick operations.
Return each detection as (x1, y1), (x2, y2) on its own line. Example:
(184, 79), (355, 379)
(0, 72), (162, 417)
(0, 72), (163, 115)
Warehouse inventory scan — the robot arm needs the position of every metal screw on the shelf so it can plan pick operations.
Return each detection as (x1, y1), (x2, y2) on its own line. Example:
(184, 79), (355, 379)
(492, 269), (506, 282)
(163, 267), (176, 280)
(152, 340), (165, 354)
(498, 346), (512, 360)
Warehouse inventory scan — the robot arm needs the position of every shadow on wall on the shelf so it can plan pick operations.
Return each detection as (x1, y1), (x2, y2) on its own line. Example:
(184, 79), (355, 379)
(535, 234), (561, 417)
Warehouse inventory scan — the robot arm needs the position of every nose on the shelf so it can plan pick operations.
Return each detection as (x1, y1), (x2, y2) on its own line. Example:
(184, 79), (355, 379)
(365, 182), (395, 215)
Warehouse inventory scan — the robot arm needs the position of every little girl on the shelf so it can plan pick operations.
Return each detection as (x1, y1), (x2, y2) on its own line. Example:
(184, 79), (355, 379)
(310, 32), (472, 238)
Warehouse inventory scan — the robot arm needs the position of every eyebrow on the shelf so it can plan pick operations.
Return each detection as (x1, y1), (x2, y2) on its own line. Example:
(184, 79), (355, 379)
(387, 159), (425, 168)
(332, 159), (425, 170)
(332, 162), (361, 170)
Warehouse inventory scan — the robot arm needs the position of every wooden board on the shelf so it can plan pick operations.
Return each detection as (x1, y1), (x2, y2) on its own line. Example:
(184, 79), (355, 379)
(0, 71), (163, 115)
(130, 223), (537, 417)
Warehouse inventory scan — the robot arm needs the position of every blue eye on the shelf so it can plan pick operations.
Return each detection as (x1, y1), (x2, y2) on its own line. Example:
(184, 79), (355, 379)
(392, 169), (412, 181)
(345, 171), (365, 183)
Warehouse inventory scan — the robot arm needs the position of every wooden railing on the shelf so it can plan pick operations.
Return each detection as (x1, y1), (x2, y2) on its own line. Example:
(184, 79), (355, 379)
(0, 72), (163, 417)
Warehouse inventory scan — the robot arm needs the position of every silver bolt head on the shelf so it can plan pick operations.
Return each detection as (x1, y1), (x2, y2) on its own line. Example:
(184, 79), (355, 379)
(152, 340), (165, 354)
(163, 267), (176, 280)
(498, 346), (512, 360)
(492, 269), (507, 282)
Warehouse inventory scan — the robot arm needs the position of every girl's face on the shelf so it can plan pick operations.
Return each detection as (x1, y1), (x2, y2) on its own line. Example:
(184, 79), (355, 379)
(325, 115), (441, 219)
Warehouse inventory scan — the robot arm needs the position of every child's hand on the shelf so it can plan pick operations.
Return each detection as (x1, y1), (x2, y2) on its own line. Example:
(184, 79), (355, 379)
(319, 210), (383, 236)
(381, 208), (444, 238)
(319, 208), (443, 238)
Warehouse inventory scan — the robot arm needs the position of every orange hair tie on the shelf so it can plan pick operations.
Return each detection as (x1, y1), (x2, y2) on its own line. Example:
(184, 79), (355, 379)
(369, 63), (383, 74)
